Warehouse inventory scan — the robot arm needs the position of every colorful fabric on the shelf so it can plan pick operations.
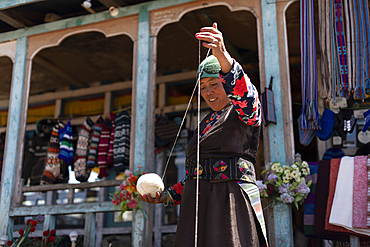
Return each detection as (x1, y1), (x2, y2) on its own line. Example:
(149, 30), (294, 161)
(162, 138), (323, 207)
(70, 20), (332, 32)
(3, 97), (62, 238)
(97, 118), (112, 178)
(41, 122), (64, 185)
(74, 117), (94, 182)
(58, 119), (74, 165)
(300, 0), (320, 130)
(314, 160), (331, 234)
(334, 0), (349, 98)
(304, 162), (319, 236)
(325, 158), (352, 233)
(107, 113), (116, 168)
(113, 110), (131, 172)
(22, 119), (55, 185)
(367, 156), (370, 227)
(86, 116), (104, 168)
(330, 156), (370, 236)
(353, 156), (368, 228)
(220, 60), (261, 127)
(238, 182), (268, 244)
(329, 157), (354, 228)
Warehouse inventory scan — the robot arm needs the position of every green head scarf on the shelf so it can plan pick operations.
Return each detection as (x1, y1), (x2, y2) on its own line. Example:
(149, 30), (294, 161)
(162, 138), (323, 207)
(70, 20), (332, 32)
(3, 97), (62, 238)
(196, 55), (221, 80)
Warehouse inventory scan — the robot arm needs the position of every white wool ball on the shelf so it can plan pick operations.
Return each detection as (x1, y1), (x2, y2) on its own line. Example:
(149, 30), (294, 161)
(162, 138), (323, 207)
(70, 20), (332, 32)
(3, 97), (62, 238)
(137, 173), (164, 198)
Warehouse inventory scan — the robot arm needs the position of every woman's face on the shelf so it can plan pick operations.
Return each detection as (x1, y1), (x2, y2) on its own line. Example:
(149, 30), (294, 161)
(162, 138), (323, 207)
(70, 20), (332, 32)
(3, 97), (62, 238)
(200, 77), (230, 111)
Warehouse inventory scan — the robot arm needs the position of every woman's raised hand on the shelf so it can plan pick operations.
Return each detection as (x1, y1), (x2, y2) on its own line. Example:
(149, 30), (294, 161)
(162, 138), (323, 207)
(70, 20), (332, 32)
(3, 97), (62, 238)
(195, 22), (233, 74)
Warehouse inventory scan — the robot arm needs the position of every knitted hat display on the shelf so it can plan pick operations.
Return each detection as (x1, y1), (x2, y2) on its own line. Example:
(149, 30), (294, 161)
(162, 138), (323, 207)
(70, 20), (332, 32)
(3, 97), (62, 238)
(86, 116), (104, 169)
(107, 113), (116, 168)
(316, 108), (336, 141)
(322, 147), (345, 160)
(113, 110), (131, 172)
(97, 118), (112, 178)
(58, 119), (74, 165)
(298, 114), (316, 146)
(40, 122), (64, 185)
(362, 109), (370, 132)
(196, 55), (221, 80)
(74, 117), (94, 182)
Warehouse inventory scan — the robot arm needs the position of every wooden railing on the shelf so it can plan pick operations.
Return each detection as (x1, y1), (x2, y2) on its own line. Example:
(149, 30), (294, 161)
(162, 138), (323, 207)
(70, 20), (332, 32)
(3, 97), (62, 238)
(9, 179), (127, 247)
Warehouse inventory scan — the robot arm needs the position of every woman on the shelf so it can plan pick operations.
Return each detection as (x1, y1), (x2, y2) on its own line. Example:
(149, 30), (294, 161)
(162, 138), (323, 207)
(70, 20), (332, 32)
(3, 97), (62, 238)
(139, 23), (268, 247)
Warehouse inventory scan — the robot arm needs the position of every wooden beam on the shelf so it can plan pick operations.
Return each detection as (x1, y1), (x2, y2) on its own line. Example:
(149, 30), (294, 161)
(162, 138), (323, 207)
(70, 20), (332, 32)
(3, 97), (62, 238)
(33, 57), (88, 88)
(0, 0), (196, 43)
(0, 11), (26, 28)
(0, 0), (45, 10)
(12, 227), (132, 238)
(9, 201), (119, 216)
(22, 179), (122, 193)
(98, 0), (121, 8)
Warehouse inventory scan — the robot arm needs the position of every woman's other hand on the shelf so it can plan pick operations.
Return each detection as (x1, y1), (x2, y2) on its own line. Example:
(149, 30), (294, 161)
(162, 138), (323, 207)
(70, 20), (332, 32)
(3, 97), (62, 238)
(195, 22), (233, 73)
(139, 191), (167, 204)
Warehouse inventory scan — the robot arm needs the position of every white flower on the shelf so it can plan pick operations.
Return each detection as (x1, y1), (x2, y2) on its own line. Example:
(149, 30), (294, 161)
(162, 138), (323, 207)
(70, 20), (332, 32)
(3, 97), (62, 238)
(283, 177), (290, 184)
(291, 170), (300, 179)
(302, 169), (308, 176)
(295, 176), (301, 183)
(284, 169), (290, 174)
(277, 167), (283, 173)
(271, 162), (280, 171)
(291, 164), (298, 169)
(286, 173), (293, 180)
(302, 161), (309, 168)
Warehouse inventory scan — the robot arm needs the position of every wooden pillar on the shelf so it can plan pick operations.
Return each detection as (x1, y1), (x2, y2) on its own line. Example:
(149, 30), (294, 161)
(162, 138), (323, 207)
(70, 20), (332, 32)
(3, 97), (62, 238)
(261, 1), (294, 246)
(132, 4), (151, 247)
(84, 212), (96, 247)
(0, 37), (28, 237)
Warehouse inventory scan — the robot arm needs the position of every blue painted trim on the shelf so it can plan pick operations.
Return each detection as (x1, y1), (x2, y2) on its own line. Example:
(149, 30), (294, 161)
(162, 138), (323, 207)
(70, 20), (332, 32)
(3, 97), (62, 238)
(261, 0), (287, 164)
(132, 5), (150, 246)
(261, 1), (293, 246)
(273, 202), (294, 247)
(0, 37), (28, 237)
(0, 0), (42, 10)
(0, 0), (195, 43)
(134, 5), (150, 171)
(9, 201), (119, 216)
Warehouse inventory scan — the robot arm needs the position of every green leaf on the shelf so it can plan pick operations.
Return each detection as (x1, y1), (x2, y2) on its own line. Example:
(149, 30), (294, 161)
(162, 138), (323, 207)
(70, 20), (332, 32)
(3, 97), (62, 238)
(295, 195), (303, 202)
(261, 170), (267, 175)
(307, 180), (312, 187)
(263, 190), (268, 197)
(289, 186), (295, 190)
(276, 197), (282, 201)
(294, 201), (299, 210)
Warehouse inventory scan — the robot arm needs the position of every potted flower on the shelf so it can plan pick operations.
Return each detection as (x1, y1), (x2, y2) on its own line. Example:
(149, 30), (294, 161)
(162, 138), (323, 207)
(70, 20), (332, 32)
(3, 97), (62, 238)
(257, 154), (312, 209)
(6, 215), (62, 247)
(111, 167), (146, 220)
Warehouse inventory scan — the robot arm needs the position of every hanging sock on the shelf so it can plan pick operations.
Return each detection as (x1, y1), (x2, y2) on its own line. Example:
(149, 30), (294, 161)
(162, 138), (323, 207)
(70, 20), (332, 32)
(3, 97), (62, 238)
(40, 122), (64, 185)
(74, 116), (94, 182)
(58, 119), (74, 165)
(97, 118), (112, 178)
(113, 110), (131, 172)
(107, 113), (116, 169)
(86, 116), (104, 169)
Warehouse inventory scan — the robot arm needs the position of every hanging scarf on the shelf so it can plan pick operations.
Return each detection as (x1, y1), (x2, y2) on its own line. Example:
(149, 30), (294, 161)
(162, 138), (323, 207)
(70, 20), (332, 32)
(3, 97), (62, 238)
(300, 0), (321, 130)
